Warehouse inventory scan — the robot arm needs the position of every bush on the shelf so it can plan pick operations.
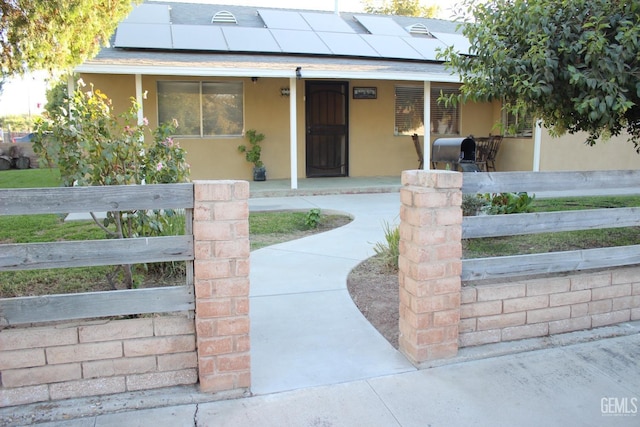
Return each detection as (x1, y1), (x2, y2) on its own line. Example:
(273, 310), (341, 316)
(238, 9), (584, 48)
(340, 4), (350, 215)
(304, 208), (321, 229)
(373, 221), (400, 271)
(483, 192), (535, 214)
(462, 194), (488, 216)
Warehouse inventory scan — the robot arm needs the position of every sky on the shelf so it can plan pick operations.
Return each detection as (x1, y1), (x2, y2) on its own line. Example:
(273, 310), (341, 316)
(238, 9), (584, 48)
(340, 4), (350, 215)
(0, 0), (459, 117)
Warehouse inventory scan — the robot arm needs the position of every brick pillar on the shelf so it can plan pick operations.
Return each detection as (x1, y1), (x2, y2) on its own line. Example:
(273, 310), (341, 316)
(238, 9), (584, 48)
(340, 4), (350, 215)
(193, 181), (251, 393)
(398, 170), (462, 364)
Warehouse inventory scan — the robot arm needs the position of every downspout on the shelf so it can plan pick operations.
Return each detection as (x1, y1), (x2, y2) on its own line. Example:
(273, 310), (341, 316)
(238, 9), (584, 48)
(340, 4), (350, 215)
(533, 119), (542, 171)
(423, 81), (431, 169)
(289, 76), (298, 189)
(135, 74), (144, 125)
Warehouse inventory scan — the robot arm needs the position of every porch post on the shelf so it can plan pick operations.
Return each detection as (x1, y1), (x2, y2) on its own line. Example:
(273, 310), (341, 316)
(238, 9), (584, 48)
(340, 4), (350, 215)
(423, 81), (431, 169)
(135, 74), (144, 126)
(289, 77), (298, 189)
(533, 119), (542, 172)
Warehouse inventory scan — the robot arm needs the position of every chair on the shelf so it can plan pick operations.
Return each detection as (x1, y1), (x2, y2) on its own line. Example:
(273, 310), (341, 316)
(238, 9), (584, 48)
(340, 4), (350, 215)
(485, 135), (502, 171)
(474, 137), (490, 172)
(411, 133), (424, 169)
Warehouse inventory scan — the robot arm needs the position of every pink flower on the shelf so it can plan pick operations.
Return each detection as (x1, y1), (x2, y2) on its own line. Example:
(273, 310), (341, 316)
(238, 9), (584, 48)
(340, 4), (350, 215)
(156, 162), (163, 171)
(142, 117), (149, 126)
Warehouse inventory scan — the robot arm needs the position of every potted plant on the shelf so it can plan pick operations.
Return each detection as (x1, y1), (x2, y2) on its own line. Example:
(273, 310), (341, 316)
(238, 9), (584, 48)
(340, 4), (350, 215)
(237, 129), (266, 181)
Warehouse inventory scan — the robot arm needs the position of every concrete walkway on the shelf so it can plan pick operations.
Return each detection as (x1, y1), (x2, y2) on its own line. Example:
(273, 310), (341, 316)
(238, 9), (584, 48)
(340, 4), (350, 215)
(248, 193), (414, 394)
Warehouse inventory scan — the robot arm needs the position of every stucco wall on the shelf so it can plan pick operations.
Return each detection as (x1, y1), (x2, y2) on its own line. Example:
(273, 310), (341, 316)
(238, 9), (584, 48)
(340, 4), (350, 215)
(79, 73), (640, 179)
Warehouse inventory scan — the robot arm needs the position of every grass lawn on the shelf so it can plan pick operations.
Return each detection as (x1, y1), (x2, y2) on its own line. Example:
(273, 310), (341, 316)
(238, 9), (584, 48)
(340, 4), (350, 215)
(463, 195), (640, 258)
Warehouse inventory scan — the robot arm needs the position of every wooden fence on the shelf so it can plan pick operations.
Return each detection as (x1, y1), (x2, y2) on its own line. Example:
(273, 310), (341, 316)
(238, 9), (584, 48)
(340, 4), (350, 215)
(0, 183), (195, 325)
(461, 170), (640, 280)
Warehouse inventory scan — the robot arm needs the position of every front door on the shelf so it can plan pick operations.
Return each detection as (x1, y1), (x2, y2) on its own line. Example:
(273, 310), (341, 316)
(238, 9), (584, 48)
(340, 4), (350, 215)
(305, 81), (349, 177)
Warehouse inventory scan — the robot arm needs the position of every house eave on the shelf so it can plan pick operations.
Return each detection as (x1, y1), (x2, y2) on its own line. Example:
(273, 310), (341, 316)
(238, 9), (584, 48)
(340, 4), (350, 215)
(75, 61), (461, 83)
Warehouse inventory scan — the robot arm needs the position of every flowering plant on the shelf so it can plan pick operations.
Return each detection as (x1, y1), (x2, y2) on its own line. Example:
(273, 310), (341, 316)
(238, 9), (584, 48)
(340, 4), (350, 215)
(33, 81), (190, 287)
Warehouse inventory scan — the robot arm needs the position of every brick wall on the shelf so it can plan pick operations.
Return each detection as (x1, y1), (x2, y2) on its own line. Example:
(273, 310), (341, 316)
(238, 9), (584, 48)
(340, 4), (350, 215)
(398, 169), (640, 364)
(0, 316), (197, 407)
(460, 267), (640, 347)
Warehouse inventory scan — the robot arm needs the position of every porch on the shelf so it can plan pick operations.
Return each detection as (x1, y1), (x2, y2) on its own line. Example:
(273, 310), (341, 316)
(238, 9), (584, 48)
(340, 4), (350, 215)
(248, 175), (401, 198)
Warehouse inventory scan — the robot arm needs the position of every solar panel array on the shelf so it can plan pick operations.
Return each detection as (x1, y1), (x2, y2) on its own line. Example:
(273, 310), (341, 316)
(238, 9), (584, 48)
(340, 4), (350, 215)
(114, 4), (469, 60)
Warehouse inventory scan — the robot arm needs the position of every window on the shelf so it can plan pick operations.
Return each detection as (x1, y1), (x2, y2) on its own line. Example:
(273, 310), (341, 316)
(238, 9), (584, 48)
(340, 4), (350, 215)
(157, 81), (243, 137)
(503, 110), (534, 137)
(394, 85), (460, 136)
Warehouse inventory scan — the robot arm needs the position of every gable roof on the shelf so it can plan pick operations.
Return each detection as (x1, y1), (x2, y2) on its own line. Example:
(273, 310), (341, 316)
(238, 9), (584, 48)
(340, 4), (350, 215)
(76, 1), (468, 82)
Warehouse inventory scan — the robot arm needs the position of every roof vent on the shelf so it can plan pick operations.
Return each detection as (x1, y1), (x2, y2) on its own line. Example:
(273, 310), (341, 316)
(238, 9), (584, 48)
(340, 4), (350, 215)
(408, 23), (431, 36)
(212, 10), (237, 24)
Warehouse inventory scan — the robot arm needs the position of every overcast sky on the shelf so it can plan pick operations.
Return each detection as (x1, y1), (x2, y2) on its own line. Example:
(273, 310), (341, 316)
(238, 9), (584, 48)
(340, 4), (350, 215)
(0, 0), (459, 117)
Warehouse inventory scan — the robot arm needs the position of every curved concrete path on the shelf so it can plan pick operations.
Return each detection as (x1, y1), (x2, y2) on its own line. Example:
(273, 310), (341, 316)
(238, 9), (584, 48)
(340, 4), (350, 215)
(248, 193), (415, 395)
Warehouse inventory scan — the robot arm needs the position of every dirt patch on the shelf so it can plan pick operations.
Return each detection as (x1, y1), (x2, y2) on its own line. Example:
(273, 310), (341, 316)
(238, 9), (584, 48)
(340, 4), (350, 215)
(347, 256), (399, 349)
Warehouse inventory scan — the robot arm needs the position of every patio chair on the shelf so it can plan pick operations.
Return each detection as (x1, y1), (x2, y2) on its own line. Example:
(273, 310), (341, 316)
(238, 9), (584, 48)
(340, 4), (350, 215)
(485, 135), (503, 171)
(474, 137), (491, 172)
(412, 133), (424, 169)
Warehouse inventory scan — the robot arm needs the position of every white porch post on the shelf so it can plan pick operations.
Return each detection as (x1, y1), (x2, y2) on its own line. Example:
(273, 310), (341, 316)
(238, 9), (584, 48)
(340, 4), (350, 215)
(533, 119), (542, 171)
(135, 74), (144, 125)
(289, 77), (298, 189)
(423, 81), (431, 169)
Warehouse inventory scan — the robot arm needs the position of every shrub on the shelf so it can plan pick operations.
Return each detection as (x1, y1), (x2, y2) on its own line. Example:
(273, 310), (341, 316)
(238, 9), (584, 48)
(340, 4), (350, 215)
(462, 194), (488, 216)
(373, 221), (400, 271)
(305, 208), (321, 229)
(483, 192), (535, 214)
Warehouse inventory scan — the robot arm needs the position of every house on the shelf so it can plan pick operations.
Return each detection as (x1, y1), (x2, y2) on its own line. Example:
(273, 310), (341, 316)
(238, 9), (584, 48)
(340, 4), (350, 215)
(75, 1), (640, 186)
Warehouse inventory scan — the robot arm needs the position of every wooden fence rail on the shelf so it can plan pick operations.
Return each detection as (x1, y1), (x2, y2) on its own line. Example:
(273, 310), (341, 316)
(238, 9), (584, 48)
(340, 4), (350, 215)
(0, 183), (195, 326)
(461, 170), (640, 281)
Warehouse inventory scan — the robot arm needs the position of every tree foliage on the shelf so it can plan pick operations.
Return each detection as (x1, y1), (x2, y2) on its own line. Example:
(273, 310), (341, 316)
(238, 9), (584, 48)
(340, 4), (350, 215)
(362, 0), (439, 17)
(440, 0), (640, 149)
(0, 0), (138, 78)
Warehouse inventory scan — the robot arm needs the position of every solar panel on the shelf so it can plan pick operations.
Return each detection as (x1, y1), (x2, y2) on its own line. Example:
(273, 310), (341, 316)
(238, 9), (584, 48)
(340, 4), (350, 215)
(222, 27), (281, 53)
(122, 4), (171, 24)
(317, 33), (379, 57)
(362, 35), (422, 59)
(431, 32), (471, 55)
(270, 29), (331, 55)
(172, 25), (228, 51)
(402, 37), (447, 60)
(353, 15), (407, 36)
(301, 12), (355, 33)
(114, 23), (172, 49)
(258, 9), (311, 31)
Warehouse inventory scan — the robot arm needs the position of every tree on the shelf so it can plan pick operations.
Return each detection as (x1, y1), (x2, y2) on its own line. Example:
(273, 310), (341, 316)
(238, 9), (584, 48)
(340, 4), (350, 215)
(439, 0), (640, 149)
(0, 0), (138, 78)
(362, 0), (439, 17)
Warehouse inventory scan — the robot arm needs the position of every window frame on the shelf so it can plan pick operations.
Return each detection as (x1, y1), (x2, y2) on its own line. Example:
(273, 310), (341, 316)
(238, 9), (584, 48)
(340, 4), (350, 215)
(157, 80), (244, 138)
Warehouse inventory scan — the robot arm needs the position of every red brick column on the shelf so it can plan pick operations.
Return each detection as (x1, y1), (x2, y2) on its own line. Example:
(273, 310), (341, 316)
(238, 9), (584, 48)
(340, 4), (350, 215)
(193, 181), (251, 393)
(398, 170), (462, 364)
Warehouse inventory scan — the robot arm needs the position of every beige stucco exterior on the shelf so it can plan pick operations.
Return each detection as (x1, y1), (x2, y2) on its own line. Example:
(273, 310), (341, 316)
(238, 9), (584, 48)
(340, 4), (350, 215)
(80, 73), (640, 180)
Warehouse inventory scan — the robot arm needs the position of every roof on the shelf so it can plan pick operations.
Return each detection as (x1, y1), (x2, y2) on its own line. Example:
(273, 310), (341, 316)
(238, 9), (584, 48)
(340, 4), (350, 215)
(77, 1), (468, 82)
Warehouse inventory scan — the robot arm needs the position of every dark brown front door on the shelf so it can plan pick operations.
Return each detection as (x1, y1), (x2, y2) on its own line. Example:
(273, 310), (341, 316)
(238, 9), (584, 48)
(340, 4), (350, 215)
(305, 81), (349, 177)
